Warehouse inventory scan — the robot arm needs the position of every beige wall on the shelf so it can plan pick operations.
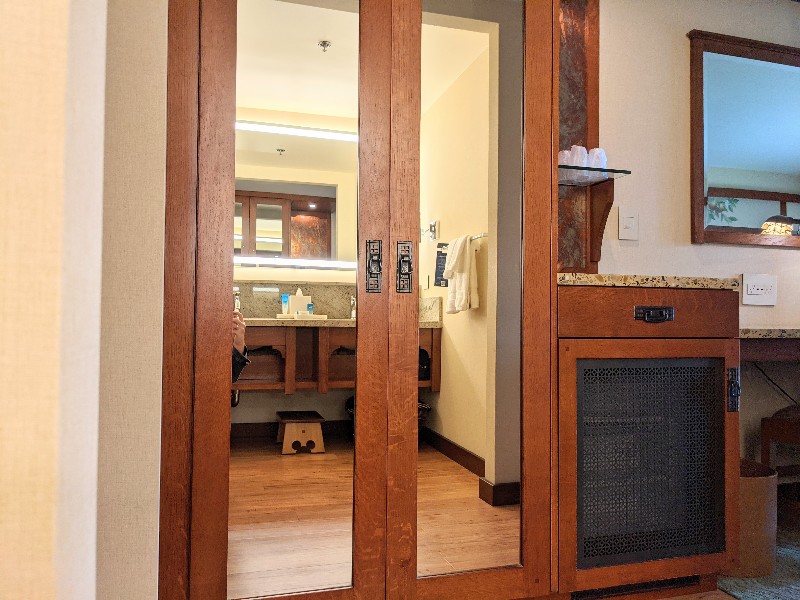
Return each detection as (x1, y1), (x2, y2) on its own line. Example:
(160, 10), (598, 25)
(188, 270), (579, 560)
(1, 0), (106, 598)
(96, 1), (167, 599)
(1, 2), (68, 598)
(599, 0), (800, 460)
(599, 0), (800, 328)
(420, 50), (492, 460)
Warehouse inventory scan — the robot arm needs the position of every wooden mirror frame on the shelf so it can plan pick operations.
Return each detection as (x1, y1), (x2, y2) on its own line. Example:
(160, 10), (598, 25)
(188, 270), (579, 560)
(688, 30), (800, 248)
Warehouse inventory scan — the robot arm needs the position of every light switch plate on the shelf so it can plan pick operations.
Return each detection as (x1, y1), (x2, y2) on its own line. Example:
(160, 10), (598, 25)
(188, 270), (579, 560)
(618, 206), (639, 240)
(742, 273), (778, 305)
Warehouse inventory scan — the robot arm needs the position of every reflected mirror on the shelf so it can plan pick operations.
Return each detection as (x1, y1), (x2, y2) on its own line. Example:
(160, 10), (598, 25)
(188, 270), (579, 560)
(689, 30), (800, 247)
(417, 0), (523, 577)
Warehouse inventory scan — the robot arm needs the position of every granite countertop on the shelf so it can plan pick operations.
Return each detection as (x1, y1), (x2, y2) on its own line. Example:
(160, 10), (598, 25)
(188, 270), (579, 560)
(740, 329), (800, 339)
(557, 273), (740, 290)
(247, 318), (442, 329)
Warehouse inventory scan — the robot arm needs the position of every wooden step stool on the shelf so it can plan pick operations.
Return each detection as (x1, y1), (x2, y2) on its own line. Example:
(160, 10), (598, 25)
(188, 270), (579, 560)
(276, 410), (326, 454)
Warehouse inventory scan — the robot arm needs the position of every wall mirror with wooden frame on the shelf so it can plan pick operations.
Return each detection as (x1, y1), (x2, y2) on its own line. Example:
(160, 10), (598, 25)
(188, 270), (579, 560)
(234, 190), (335, 260)
(689, 30), (800, 248)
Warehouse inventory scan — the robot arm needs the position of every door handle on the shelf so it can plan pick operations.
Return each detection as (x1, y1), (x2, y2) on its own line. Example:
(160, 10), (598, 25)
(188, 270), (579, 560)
(366, 240), (382, 293)
(634, 305), (675, 323)
(396, 241), (413, 293)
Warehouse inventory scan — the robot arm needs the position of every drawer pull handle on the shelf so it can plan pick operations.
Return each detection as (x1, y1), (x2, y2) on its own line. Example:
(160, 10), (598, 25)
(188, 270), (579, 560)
(634, 305), (675, 323)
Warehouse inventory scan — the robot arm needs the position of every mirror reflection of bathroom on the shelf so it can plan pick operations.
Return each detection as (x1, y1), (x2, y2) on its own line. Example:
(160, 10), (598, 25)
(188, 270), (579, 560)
(416, 0), (523, 577)
(702, 52), (800, 235)
(229, 1), (359, 597)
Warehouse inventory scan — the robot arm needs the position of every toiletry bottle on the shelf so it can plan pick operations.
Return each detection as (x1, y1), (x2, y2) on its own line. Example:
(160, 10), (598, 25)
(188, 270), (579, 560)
(350, 295), (356, 319)
(307, 303), (314, 315)
(281, 294), (289, 315)
(233, 288), (241, 311)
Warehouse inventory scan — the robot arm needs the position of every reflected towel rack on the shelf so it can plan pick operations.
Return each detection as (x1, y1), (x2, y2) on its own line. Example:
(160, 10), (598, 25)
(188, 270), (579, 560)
(440, 233), (488, 247)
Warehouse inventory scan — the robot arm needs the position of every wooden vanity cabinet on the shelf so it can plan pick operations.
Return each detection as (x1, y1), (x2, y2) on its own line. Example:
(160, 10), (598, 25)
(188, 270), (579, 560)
(234, 325), (441, 394)
(557, 286), (740, 593)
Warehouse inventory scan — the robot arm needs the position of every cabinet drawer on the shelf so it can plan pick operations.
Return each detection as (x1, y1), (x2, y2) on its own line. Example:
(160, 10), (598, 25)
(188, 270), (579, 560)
(558, 286), (738, 338)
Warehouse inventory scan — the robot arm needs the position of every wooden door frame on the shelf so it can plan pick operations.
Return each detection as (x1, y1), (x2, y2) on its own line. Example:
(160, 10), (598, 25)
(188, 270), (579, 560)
(159, 0), (391, 598)
(160, 0), (557, 599)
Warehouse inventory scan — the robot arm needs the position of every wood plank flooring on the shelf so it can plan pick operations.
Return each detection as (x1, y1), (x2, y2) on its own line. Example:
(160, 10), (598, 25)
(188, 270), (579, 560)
(227, 438), (731, 600)
(227, 438), (520, 598)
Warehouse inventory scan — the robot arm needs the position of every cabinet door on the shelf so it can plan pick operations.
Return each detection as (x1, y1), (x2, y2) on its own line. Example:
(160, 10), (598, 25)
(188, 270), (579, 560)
(558, 338), (740, 592)
(385, 1), (556, 599)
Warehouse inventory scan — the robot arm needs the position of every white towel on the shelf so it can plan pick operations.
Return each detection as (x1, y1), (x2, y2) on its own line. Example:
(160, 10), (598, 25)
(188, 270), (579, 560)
(443, 235), (479, 314)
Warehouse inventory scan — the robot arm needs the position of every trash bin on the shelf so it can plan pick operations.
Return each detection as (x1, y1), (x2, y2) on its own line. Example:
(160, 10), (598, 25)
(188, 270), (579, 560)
(722, 459), (777, 578)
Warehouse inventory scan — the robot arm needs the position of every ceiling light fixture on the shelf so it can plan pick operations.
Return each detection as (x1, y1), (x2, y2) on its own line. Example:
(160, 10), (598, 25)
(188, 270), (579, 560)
(309, 203), (317, 209)
(236, 121), (358, 143)
(318, 40), (332, 52)
(234, 256), (357, 270)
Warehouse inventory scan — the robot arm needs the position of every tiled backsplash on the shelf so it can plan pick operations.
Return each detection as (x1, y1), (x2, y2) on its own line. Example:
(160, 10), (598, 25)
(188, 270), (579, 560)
(236, 281), (442, 322)
(237, 282), (355, 319)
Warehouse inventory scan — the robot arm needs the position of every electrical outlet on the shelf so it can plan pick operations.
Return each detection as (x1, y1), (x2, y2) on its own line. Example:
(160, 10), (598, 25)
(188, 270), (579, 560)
(742, 273), (778, 306)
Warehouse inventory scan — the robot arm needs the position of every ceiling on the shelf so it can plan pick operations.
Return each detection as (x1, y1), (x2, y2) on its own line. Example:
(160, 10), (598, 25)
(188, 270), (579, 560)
(704, 52), (800, 176)
(235, 0), (490, 173)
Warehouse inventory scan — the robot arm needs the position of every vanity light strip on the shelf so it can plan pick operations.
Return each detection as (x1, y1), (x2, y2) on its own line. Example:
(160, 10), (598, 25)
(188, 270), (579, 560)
(234, 234), (283, 244)
(234, 256), (358, 270)
(235, 121), (358, 143)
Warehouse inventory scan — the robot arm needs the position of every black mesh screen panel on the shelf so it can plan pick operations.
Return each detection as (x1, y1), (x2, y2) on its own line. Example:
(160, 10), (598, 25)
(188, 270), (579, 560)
(576, 358), (725, 569)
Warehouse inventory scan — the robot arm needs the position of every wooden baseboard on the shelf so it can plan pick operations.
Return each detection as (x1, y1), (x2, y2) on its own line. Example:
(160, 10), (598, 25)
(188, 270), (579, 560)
(419, 426), (485, 477)
(231, 419), (352, 441)
(478, 477), (520, 506)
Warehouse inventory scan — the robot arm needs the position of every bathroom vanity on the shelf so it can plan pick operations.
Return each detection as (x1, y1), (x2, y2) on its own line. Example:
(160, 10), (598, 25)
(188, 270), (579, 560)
(233, 320), (442, 394)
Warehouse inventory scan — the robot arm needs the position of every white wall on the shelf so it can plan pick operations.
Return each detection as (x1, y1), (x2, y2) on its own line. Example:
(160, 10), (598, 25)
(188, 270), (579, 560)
(599, 0), (800, 328)
(420, 50), (492, 461)
(599, 0), (800, 460)
(96, 0), (167, 598)
(1, 1), (106, 598)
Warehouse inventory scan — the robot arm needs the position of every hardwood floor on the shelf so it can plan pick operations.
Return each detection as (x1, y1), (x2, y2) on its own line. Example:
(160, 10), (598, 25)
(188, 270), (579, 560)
(417, 444), (520, 575)
(228, 437), (728, 600)
(227, 438), (354, 599)
(227, 438), (520, 598)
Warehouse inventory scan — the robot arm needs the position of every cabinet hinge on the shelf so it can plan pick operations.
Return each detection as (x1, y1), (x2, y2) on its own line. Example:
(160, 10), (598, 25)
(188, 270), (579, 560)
(727, 367), (741, 413)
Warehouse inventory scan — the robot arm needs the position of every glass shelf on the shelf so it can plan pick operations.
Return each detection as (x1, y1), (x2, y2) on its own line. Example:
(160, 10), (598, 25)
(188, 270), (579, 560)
(558, 165), (631, 187)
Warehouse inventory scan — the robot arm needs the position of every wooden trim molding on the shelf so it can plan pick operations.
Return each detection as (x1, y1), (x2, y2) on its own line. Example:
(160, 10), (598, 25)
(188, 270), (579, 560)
(706, 187), (800, 205)
(478, 478), (521, 507)
(159, 0), (199, 598)
(419, 427), (485, 477)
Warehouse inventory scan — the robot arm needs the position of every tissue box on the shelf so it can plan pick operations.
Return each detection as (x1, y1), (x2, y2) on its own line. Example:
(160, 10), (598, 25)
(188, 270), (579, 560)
(288, 294), (312, 315)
